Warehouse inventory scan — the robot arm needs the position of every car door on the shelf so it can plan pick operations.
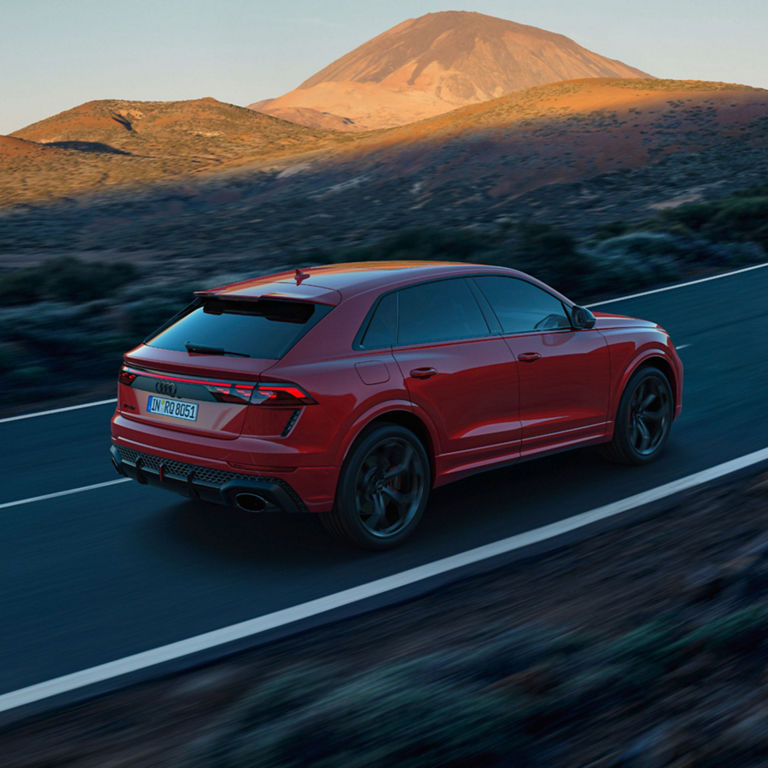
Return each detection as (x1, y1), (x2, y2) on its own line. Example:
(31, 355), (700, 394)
(472, 275), (611, 456)
(389, 277), (521, 473)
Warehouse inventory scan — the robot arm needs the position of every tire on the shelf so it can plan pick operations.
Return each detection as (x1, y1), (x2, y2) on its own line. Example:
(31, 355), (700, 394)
(321, 424), (430, 550)
(601, 366), (674, 465)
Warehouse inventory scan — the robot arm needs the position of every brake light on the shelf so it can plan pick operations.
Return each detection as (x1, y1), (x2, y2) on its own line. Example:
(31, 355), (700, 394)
(250, 383), (316, 406)
(207, 382), (255, 403)
(119, 367), (138, 386)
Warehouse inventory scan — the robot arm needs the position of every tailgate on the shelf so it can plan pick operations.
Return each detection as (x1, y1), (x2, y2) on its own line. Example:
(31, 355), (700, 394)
(118, 358), (275, 440)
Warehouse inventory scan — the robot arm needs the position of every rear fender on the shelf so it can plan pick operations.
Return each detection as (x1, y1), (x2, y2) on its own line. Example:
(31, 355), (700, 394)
(338, 402), (440, 485)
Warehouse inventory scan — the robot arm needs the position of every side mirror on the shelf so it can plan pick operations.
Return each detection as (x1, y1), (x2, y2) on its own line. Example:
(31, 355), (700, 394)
(571, 305), (596, 330)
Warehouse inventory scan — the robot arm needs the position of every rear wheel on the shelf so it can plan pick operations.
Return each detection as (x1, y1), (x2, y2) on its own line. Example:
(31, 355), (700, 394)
(601, 367), (673, 465)
(321, 424), (430, 550)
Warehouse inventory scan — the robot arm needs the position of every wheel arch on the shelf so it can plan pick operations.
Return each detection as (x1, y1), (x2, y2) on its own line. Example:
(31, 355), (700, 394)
(626, 354), (678, 413)
(340, 409), (437, 487)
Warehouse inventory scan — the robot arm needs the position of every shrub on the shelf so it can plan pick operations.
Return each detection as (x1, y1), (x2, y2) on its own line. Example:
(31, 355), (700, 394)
(0, 256), (138, 306)
(658, 194), (768, 251)
(185, 664), (522, 768)
(589, 233), (683, 290)
(677, 607), (768, 655)
(339, 227), (494, 263)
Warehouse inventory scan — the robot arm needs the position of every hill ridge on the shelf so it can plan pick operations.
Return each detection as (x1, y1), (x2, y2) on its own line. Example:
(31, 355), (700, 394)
(252, 10), (649, 130)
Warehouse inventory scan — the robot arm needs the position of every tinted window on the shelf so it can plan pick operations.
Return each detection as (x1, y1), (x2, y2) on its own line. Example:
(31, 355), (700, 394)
(360, 292), (397, 349)
(474, 276), (571, 333)
(397, 278), (489, 345)
(146, 297), (331, 359)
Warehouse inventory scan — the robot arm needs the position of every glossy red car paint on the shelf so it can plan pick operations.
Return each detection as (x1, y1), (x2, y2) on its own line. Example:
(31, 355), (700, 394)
(110, 261), (683, 545)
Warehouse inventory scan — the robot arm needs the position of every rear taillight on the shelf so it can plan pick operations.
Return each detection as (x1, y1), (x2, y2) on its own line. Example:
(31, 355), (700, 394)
(119, 367), (138, 386)
(119, 365), (313, 406)
(250, 383), (316, 406)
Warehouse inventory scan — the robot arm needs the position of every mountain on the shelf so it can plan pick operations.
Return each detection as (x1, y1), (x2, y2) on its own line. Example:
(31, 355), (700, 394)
(0, 134), (63, 158)
(12, 97), (335, 157)
(4, 79), (767, 213)
(312, 78), (767, 204)
(4, 97), (345, 205)
(250, 11), (650, 130)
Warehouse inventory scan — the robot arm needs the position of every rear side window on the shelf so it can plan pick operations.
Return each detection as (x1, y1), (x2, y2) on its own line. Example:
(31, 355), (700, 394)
(359, 292), (397, 349)
(397, 278), (489, 345)
(146, 297), (332, 359)
(473, 276), (571, 333)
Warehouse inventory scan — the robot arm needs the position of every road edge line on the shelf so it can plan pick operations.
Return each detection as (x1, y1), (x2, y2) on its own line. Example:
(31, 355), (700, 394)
(587, 262), (768, 307)
(0, 399), (117, 424)
(2, 445), (767, 715)
(0, 479), (131, 510)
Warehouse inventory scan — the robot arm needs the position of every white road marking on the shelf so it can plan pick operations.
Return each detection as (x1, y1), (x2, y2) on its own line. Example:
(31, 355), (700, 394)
(0, 479), (131, 510)
(0, 398), (117, 424)
(587, 262), (768, 307)
(676, 344), (691, 351)
(2, 445), (767, 714)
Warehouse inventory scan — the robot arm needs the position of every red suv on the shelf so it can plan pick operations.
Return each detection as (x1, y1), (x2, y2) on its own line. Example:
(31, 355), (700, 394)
(110, 261), (683, 548)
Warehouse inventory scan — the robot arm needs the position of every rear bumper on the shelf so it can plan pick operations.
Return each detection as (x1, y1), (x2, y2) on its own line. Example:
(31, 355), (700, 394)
(110, 444), (308, 514)
(110, 412), (339, 511)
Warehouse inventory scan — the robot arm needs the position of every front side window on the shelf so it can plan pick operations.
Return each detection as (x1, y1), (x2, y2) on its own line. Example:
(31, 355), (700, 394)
(473, 276), (571, 334)
(396, 278), (489, 346)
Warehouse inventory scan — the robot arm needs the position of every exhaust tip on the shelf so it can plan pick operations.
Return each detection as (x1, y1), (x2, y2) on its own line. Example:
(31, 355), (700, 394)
(234, 492), (268, 513)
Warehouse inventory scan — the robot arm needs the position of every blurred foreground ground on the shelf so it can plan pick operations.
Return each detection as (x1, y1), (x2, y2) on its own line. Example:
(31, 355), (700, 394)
(3, 468), (768, 766)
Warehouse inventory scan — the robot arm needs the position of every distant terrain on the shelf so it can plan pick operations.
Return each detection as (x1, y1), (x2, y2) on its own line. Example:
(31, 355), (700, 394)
(3, 78), (767, 214)
(251, 10), (649, 130)
(2, 97), (347, 206)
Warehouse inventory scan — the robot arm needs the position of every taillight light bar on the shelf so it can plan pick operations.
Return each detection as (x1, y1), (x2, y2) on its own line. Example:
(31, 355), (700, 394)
(119, 365), (314, 406)
(119, 364), (254, 403)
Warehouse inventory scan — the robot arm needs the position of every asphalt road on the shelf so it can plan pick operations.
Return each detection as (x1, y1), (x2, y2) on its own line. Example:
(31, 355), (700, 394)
(1, 266), (767, 697)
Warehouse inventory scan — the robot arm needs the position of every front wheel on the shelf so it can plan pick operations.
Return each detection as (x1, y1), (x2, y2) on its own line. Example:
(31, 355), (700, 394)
(321, 424), (430, 550)
(601, 367), (674, 465)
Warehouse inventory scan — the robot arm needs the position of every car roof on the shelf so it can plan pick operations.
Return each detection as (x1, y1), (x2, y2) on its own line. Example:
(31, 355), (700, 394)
(198, 261), (527, 304)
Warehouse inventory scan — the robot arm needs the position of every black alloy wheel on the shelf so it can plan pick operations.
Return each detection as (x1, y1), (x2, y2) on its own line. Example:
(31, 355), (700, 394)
(602, 367), (674, 465)
(322, 424), (430, 549)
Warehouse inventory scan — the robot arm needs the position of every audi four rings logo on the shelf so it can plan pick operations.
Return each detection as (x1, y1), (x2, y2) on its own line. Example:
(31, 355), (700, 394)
(155, 381), (177, 396)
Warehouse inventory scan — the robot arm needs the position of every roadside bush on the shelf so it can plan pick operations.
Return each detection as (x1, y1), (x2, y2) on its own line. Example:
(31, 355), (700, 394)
(0, 256), (138, 306)
(676, 606), (768, 655)
(180, 604), (768, 768)
(588, 233), (682, 291)
(185, 664), (522, 768)
(339, 226), (495, 263)
(658, 195), (768, 251)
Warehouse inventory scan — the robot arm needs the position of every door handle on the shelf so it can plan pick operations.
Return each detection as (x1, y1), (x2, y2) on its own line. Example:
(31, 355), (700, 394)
(518, 352), (542, 363)
(410, 367), (438, 379)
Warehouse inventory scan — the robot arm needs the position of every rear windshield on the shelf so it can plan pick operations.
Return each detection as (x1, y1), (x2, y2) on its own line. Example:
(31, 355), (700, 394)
(145, 297), (332, 359)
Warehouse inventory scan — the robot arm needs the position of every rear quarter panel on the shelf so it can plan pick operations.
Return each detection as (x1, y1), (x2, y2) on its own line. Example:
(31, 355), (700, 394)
(265, 291), (440, 469)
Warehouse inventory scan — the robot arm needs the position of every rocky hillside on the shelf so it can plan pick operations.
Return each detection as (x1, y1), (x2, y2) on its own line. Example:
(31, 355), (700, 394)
(4, 78), (767, 209)
(250, 11), (649, 130)
(3, 98), (345, 204)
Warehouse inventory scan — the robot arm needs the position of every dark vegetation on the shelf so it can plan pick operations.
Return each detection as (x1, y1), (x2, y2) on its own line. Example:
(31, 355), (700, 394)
(0, 256), (136, 305)
(0, 185), (765, 409)
(184, 607), (768, 767)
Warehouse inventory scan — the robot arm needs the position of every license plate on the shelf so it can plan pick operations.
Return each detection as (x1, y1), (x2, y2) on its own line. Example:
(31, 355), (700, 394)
(147, 395), (198, 421)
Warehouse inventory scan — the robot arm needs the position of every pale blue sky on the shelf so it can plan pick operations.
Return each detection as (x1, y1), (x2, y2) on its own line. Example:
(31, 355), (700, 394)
(1, 0), (766, 135)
